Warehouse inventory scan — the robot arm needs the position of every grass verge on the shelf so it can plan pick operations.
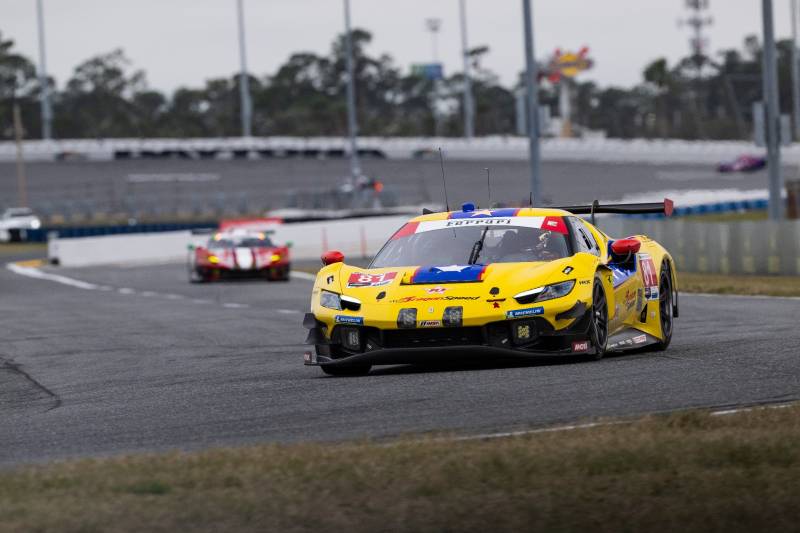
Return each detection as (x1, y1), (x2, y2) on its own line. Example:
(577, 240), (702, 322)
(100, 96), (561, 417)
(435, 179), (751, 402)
(679, 272), (800, 297)
(0, 242), (46, 258)
(1, 405), (799, 532)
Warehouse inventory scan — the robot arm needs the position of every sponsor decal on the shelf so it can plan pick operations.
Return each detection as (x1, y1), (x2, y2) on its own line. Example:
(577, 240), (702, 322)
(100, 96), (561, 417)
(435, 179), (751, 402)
(425, 286), (447, 294)
(541, 216), (568, 234)
(572, 340), (590, 353)
(418, 320), (442, 328)
(640, 255), (658, 290)
(633, 334), (647, 344)
(412, 216), (557, 235)
(624, 289), (636, 311)
(636, 288), (644, 311)
(335, 315), (364, 325)
(645, 286), (660, 301)
(410, 264), (487, 284)
(486, 297), (506, 310)
(390, 295), (480, 303)
(347, 271), (397, 288)
(507, 307), (544, 319)
(579, 279), (591, 285)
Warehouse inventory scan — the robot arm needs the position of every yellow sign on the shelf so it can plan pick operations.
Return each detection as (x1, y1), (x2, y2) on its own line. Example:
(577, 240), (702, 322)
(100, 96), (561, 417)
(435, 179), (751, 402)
(549, 47), (593, 81)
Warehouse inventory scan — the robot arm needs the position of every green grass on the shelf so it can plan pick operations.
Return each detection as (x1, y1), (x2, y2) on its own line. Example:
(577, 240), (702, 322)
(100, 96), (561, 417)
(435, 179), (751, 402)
(679, 272), (800, 297)
(0, 242), (46, 257)
(1, 405), (799, 532)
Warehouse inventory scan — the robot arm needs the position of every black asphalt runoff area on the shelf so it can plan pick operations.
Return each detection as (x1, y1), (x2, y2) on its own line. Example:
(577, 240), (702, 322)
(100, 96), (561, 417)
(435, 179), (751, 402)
(1, 259), (799, 466)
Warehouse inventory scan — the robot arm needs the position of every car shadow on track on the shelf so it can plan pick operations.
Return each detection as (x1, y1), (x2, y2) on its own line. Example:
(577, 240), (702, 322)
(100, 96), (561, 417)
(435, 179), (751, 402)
(320, 349), (652, 378)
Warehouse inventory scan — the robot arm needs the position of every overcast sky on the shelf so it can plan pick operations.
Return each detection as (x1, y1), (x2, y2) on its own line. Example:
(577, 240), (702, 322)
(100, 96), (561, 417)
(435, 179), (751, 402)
(1, 1), (793, 93)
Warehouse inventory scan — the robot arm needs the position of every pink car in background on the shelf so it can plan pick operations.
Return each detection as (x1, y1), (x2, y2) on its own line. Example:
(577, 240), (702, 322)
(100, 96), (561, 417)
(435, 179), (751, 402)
(717, 155), (767, 173)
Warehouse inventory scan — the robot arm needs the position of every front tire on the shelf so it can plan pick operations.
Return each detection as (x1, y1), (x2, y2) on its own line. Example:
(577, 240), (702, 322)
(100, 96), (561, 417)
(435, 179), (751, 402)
(653, 261), (674, 351)
(320, 363), (372, 376)
(587, 274), (609, 360)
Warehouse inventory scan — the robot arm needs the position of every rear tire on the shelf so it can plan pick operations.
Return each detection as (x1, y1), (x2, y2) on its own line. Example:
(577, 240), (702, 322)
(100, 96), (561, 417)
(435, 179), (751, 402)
(587, 274), (609, 361)
(320, 363), (372, 376)
(653, 261), (674, 351)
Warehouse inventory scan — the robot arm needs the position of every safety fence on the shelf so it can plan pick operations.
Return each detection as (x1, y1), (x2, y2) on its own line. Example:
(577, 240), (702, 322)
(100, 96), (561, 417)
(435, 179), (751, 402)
(602, 218), (800, 276)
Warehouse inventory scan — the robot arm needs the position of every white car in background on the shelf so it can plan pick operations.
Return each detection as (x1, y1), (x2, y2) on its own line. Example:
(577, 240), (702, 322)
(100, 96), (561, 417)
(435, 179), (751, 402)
(0, 207), (42, 242)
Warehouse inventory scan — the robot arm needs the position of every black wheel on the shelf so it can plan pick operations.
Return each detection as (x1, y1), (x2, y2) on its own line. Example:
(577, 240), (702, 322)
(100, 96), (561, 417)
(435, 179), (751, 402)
(587, 274), (609, 360)
(320, 363), (372, 376)
(653, 262), (674, 351)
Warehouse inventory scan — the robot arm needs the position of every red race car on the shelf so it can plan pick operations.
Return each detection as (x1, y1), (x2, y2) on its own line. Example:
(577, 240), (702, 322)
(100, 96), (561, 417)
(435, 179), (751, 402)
(189, 230), (291, 282)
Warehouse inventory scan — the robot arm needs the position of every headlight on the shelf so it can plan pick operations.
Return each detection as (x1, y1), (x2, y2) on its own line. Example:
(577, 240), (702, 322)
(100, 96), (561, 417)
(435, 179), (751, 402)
(270, 253), (281, 262)
(320, 291), (361, 311)
(320, 290), (342, 310)
(30, 220), (41, 229)
(514, 280), (575, 304)
(208, 255), (220, 264)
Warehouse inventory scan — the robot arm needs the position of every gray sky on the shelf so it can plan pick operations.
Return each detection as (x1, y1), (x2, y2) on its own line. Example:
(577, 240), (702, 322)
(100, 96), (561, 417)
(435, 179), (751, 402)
(1, 1), (792, 93)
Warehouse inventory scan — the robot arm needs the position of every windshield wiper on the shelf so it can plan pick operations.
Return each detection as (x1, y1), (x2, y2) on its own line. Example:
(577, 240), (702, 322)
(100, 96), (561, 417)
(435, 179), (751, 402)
(468, 226), (490, 265)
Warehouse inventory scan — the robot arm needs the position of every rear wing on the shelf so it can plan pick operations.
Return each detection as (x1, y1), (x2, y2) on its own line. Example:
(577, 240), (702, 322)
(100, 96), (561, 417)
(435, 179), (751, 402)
(551, 199), (674, 224)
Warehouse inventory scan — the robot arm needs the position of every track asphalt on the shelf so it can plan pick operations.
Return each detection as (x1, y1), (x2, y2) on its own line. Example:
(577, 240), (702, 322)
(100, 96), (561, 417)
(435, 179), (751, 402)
(2, 259), (798, 466)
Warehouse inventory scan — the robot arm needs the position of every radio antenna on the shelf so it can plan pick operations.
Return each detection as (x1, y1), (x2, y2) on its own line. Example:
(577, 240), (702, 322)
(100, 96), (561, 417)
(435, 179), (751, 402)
(484, 167), (492, 208)
(438, 147), (450, 212)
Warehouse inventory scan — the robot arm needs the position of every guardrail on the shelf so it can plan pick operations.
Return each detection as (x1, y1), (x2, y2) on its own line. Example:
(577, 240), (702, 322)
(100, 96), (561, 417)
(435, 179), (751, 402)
(600, 218), (800, 276)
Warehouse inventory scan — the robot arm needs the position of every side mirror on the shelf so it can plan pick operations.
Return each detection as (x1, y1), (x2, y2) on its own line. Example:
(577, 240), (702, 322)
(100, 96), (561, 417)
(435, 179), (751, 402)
(609, 238), (641, 262)
(286, 241), (294, 248)
(322, 250), (345, 266)
(187, 244), (195, 251)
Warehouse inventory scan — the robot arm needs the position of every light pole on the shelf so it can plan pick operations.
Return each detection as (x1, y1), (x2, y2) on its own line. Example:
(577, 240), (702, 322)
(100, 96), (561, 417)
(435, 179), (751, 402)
(236, 0), (253, 137)
(36, 0), (52, 140)
(458, 0), (475, 139)
(762, 0), (783, 220)
(521, 0), (542, 206)
(425, 18), (442, 136)
(791, 0), (800, 141)
(343, 0), (362, 182)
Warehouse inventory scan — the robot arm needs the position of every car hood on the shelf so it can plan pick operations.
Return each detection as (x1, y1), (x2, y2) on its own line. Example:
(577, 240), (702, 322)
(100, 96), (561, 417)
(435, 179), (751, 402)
(334, 260), (572, 304)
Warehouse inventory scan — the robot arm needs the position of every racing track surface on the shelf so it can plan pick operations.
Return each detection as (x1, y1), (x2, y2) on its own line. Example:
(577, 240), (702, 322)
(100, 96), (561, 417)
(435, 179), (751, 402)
(0, 159), (778, 213)
(1, 260), (799, 466)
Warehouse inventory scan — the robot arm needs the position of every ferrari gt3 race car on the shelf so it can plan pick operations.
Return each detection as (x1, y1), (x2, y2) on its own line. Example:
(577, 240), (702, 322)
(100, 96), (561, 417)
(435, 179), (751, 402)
(188, 229), (291, 282)
(303, 201), (678, 376)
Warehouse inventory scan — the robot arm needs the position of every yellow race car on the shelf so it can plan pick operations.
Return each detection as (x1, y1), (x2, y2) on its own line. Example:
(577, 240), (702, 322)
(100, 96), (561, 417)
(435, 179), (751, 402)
(303, 201), (677, 376)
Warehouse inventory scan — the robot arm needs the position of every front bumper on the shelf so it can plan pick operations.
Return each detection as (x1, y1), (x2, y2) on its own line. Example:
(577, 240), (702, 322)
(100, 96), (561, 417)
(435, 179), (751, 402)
(302, 305), (596, 366)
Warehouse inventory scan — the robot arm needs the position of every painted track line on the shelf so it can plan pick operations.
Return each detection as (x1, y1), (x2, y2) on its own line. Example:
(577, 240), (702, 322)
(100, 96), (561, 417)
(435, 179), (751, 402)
(6, 263), (99, 290)
(290, 271), (316, 281)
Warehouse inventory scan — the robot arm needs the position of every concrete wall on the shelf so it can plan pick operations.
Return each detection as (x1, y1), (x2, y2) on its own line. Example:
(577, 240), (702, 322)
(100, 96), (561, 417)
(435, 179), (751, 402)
(49, 216), (409, 267)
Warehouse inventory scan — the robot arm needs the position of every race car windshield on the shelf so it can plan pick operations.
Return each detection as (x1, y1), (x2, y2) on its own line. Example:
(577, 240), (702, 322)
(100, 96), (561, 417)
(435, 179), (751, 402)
(208, 236), (274, 248)
(370, 224), (570, 268)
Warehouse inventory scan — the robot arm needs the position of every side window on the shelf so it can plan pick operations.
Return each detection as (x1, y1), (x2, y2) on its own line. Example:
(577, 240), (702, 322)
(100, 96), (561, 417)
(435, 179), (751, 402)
(578, 220), (601, 256)
(568, 217), (600, 256)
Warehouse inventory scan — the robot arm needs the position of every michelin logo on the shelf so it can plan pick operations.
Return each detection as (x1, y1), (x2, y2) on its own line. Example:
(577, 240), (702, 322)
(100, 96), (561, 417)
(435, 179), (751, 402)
(506, 307), (544, 319)
(335, 315), (364, 325)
